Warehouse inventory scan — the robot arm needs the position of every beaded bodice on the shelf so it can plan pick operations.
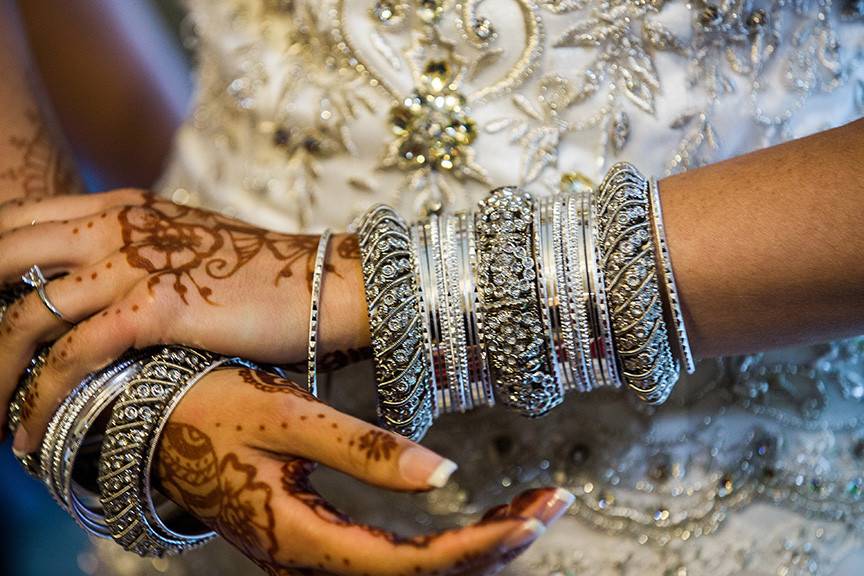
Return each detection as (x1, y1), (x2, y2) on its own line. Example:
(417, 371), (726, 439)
(103, 1), (864, 575)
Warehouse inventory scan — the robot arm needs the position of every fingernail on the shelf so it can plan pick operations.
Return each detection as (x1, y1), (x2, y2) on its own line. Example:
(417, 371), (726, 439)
(399, 446), (458, 488)
(538, 488), (575, 526)
(502, 518), (546, 550)
(12, 427), (29, 458)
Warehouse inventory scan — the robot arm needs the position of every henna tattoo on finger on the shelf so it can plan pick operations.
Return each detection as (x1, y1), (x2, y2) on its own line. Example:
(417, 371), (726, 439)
(355, 430), (398, 462)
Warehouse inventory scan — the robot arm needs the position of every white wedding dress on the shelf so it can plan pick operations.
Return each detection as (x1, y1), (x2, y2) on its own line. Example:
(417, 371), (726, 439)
(93, 0), (864, 574)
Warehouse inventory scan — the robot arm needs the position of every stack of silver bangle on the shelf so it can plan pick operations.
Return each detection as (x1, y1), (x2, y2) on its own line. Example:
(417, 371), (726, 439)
(359, 162), (695, 437)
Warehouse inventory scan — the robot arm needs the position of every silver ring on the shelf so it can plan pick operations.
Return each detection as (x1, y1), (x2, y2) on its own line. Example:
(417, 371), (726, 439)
(21, 265), (68, 322)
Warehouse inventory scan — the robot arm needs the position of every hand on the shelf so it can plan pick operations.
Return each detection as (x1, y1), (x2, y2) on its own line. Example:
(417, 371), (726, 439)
(158, 367), (572, 576)
(0, 190), (369, 454)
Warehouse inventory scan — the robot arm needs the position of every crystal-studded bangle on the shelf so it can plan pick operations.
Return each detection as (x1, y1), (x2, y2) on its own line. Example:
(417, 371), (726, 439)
(358, 204), (434, 441)
(40, 351), (149, 538)
(649, 178), (696, 374)
(306, 229), (332, 396)
(98, 348), (231, 557)
(474, 187), (563, 417)
(594, 163), (680, 404)
(7, 347), (49, 478)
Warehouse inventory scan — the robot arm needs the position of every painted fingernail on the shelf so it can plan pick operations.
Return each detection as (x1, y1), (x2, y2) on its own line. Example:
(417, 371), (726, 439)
(538, 488), (575, 526)
(12, 427), (29, 457)
(502, 518), (546, 550)
(399, 446), (458, 488)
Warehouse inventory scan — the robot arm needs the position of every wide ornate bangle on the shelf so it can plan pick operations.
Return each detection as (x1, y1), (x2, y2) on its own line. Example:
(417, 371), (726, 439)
(98, 347), (231, 557)
(474, 187), (563, 417)
(358, 204), (434, 441)
(594, 163), (680, 404)
(649, 177), (696, 374)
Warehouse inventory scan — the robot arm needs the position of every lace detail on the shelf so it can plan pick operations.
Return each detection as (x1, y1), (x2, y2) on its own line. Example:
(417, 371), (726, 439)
(87, 1), (864, 575)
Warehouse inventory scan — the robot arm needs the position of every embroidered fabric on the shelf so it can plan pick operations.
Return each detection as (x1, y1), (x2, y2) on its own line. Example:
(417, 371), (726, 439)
(90, 1), (864, 574)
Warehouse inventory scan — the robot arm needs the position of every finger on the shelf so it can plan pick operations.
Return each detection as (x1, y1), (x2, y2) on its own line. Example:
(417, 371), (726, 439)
(0, 211), (126, 284)
(233, 369), (457, 493)
(265, 457), (556, 576)
(0, 189), (147, 232)
(0, 255), (145, 433)
(12, 282), (171, 455)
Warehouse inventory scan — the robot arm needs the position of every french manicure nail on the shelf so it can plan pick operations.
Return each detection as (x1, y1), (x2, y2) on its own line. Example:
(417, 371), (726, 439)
(502, 518), (546, 550)
(538, 488), (575, 526)
(12, 427), (29, 458)
(399, 446), (458, 488)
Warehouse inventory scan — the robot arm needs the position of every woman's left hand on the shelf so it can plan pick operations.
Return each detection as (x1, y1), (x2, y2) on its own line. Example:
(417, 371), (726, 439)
(0, 190), (369, 454)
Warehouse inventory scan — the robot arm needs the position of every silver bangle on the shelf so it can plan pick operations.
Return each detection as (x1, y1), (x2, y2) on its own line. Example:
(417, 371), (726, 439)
(455, 212), (494, 409)
(583, 189), (624, 389)
(307, 229), (332, 396)
(539, 195), (574, 390)
(98, 348), (230, 556)
(474, 187), (563, 417)
(409, 222), (438, 419)
(649, 178), (696, 374)
(40, 351), (149, 538)
(594, 163), (680, 404)
(7, 347), (49, 478)
(358, 204), (434, 441)
(560, 192), (594, 392)
(440, 213), (472, 412)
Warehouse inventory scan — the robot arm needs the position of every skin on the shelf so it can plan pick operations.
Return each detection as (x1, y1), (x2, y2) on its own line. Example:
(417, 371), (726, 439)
(155, 367), (570, 576)
(0, 3), (568, 573)
(1, 1), (863, 573)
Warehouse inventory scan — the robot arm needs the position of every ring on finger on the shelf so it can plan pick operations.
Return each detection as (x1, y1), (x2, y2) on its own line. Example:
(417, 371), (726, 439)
(21, 265), (69, 323)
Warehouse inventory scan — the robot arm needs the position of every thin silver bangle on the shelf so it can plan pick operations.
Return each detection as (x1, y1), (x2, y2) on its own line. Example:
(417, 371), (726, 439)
(536, 196), (566, 388)
(580, 190), (622, 389)
(649, 178), (696, 374)
(457, 212), (494, 408)
(411, 219), (442, 418)
(41, 351), (149, 538)
(307, 229), (332, 396)
(441, 213), (471, 411)
(561, 192), (593, 392)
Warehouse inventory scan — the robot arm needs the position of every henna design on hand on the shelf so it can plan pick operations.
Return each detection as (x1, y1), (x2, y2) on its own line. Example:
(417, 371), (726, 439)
(336, 235), (360, 260)
(355, 430), (398, 462)
(0, 111), (83, 197)
(117, 196), (322, 304)
(237, 368), (320, 403)
(158, 423), (279, 562)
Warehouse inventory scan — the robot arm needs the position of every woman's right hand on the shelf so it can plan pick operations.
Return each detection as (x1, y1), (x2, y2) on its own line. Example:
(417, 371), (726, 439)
(158, 367), (573, 576)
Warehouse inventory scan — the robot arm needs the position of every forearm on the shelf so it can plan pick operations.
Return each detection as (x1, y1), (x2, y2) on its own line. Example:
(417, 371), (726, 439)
(662, 118), (864, 357)
(0, 0), (82, 200)
(323, 120), (864, 363)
